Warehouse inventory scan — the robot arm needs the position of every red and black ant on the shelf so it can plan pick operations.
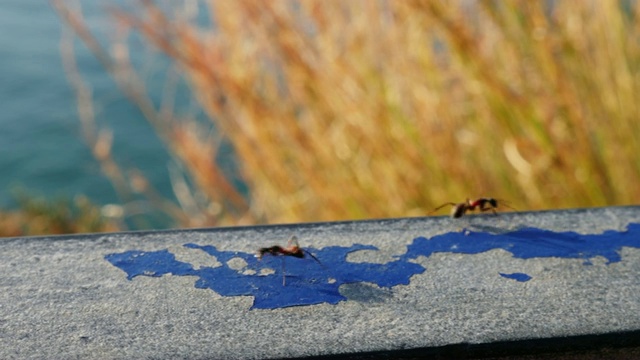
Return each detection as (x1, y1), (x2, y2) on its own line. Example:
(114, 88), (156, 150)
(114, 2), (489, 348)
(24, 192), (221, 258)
(430, 197), (515, 218)
(255, 235), (322, 286)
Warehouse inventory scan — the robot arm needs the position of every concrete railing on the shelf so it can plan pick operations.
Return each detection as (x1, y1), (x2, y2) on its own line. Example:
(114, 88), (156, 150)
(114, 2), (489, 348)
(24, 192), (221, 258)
(2, 206), (640, 359)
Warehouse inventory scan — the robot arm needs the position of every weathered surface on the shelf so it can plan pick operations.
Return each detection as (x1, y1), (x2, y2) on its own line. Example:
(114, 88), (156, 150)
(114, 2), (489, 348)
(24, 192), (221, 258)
(2, 207), (640, 359)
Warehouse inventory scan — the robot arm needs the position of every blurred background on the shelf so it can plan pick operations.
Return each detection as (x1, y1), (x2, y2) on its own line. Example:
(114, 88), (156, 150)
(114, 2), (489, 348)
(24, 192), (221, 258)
(2, 0), (640, 237)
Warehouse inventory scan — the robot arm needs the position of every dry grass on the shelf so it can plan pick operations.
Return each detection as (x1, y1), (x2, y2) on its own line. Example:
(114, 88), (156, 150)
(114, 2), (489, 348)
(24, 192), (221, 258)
(51, 0), (640, 229)
(0, 193), (118, 237)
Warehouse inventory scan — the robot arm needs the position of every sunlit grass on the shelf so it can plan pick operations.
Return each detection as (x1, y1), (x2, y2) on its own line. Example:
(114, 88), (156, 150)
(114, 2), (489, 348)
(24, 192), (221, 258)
(0, 192), (118, 237)
(51, 0), (640, 229)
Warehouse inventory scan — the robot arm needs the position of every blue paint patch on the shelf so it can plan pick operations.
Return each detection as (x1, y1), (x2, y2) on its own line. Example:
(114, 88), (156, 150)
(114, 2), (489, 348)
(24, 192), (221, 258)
(499, 272), (532, 282)
(105, 243), (425, 309)
(399, 224), (640, 265)
(105, 250), (197, 280)
(105, 224), (640, 310)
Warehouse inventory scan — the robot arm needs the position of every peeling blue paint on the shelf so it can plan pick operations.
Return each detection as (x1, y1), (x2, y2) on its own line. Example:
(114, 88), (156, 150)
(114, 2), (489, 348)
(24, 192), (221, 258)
(399, 224), (640, 265)
(499, 272), (532, 282)
(105, 250), (197, 280)
(105, 223), (640, 310)
(106, 243), (425, 309)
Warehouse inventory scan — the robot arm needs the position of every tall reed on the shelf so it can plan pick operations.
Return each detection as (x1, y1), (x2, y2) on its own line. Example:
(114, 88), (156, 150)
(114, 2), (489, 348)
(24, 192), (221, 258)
(53, 0), (640, 227)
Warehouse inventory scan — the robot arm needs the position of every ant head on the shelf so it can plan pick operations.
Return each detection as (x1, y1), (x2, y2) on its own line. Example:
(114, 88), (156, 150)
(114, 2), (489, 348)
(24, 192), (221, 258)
(290, 249), (305, 258)
(255, 248), (267, 259)
(487, 198), (498, 207)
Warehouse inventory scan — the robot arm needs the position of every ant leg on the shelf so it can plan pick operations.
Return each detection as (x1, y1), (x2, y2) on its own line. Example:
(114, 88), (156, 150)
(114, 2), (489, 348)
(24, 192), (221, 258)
(282, 257), (286, 286)
(477, 204), (498, 215)
(430, 202), (457, 215)
(481, 205), (498, 215)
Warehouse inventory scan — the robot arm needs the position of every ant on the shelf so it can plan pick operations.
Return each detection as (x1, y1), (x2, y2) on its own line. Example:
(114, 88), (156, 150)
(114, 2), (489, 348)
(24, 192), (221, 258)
(431, 197), (515, 218)
(255, 235), (322, 286)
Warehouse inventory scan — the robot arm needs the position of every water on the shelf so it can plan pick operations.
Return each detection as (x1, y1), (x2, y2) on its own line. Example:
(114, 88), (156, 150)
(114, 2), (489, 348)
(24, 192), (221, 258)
(0, 1), (179, 228)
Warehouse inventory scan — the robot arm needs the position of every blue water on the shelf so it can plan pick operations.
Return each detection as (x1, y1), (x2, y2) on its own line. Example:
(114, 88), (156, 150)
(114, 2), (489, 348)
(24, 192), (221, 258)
(105, 224), (640, 310)
(0, 1), (191, 227)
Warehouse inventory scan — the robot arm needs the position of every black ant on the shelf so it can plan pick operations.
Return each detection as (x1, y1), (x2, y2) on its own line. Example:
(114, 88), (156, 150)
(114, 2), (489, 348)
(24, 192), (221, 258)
(431, 197), (515, 218)
(255, 235), (322, 286)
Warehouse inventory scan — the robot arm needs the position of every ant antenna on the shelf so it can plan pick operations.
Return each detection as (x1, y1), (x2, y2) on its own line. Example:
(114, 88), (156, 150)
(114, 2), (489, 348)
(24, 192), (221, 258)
(496, 199), (517, 211)
(303, 249), (323, 266)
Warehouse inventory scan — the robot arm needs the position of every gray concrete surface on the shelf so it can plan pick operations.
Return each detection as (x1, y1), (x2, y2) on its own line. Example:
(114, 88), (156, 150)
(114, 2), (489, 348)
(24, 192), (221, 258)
(2, 206), (640, 359)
